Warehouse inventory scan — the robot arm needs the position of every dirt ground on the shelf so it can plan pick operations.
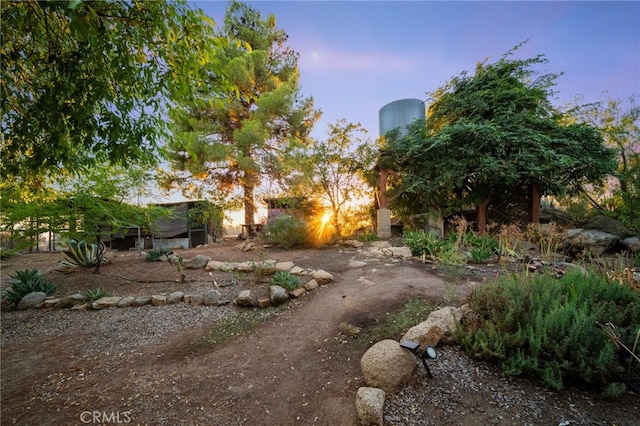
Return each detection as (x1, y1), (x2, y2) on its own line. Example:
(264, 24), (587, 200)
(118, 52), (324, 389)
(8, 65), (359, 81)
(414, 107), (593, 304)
(1, 239), (638, 425)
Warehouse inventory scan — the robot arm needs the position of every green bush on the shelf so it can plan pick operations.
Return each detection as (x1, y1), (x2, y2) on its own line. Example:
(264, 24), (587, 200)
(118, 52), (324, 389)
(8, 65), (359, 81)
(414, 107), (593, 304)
(403, 229), (441, 257)
(145, 248), (173, 262)
(3, 269), (56, 310)
(458, 270), (640, 391)
(83, 287), (112, 305)
(270, 271), (300, 291)
(260, 215), (307, 249)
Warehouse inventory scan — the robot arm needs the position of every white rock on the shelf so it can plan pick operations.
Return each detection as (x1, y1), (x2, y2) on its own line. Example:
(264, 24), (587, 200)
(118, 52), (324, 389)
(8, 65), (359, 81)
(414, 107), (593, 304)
(117, 296), (135, 307)
(312, 269), (334, 284)
(360, 339), (416, 393)
(275, 261), (295, 271)
(303, 279), (319, 291)
(356, 387), (386, 426)
(92, 296), (121, 310)
(402, 306), (462, 348)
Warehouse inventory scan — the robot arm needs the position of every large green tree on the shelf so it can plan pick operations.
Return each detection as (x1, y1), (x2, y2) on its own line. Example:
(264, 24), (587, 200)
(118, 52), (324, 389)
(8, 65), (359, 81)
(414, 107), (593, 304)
(380, 46), (617, 227)
(161, 0), (320, 225)
(1, 0), (231, 185)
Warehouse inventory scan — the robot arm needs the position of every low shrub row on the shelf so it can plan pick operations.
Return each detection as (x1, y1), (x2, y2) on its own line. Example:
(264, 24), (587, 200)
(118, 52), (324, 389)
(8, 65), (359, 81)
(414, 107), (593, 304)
(457, 269), (640, 395)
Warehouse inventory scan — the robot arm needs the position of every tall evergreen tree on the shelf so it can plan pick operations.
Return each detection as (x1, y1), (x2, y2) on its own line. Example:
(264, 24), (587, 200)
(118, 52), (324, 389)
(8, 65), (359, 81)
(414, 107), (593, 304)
(162, 1), (320, 225)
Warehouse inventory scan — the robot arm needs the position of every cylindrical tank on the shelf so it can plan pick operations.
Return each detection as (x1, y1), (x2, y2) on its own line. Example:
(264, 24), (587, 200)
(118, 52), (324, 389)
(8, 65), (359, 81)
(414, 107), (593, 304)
(378, 98), (425, 137)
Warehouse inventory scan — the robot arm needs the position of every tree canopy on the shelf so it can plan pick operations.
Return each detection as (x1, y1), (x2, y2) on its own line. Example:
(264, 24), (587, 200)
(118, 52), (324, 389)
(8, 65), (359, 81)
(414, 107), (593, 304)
(161, 0), (320, 225)
(1, 0), (232, 185)
(380, 47), (617, 222)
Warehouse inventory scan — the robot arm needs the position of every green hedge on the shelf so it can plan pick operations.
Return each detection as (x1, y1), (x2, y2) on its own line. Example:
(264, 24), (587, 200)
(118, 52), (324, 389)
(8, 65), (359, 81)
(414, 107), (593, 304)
(458, 270), (640, 393)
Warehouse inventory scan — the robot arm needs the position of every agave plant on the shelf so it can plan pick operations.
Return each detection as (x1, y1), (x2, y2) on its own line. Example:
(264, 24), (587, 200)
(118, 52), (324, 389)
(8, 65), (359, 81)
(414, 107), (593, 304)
(2, 269), (56, 310)
(60, 239), (108, 268)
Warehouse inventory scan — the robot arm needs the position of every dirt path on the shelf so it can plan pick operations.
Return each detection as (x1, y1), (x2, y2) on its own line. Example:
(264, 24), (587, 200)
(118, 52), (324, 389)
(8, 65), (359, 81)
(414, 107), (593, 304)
(1, 249), (471, 426)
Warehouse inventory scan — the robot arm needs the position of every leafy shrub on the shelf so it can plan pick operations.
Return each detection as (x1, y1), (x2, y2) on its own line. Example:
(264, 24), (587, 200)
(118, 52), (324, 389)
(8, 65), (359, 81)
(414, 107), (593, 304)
(3, 269), (56, 310)
(403, 230), (441, 257)
(260, 215), (307, 249)
(357, 230), (378, 242)
(457, 270), (640, 391)
(145, 248), (173, 262)
(60, 239), (107, 268)
(270, 270), (300, 291)
(0, 247), (19, 260)
(470, 246), (494, 263)
(83, 287), (112, 304)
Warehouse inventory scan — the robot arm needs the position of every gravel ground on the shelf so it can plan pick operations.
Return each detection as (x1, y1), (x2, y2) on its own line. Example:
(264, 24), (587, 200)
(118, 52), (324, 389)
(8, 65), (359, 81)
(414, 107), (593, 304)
(1, 303), (235, 358)
(385, 345), (639, 426)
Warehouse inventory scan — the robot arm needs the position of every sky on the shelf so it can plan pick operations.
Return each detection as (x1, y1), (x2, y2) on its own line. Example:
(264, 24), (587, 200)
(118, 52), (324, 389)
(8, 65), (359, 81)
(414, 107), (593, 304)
(194, 0), (640, 141)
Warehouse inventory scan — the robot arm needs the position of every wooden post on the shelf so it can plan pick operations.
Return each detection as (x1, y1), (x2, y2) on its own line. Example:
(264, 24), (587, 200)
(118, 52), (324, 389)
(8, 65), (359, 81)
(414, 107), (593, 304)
(477, 197), (491, 235)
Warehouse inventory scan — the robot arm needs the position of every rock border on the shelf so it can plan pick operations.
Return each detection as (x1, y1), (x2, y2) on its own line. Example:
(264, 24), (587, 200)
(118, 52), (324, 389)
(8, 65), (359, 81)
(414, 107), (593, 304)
(13, 258), (334, 312)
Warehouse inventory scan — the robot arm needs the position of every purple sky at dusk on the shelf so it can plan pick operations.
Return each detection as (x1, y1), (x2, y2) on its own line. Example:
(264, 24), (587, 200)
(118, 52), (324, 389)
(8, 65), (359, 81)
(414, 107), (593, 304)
(194, 0), (640, 142)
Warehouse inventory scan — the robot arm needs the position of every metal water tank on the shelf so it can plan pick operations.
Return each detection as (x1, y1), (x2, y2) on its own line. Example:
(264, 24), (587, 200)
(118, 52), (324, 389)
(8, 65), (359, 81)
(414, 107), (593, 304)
(378, 98), (425, 137)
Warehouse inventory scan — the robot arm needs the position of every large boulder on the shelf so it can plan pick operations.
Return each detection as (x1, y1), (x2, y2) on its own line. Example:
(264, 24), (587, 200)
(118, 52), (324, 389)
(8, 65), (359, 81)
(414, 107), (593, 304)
(583, 215), (633, 239)
(356, 387), (386, 426)
(402, 306), (462, 348)
(563, 228), (619, 256)
(17, 291), (47, 310)
(360, 339), (416, 393)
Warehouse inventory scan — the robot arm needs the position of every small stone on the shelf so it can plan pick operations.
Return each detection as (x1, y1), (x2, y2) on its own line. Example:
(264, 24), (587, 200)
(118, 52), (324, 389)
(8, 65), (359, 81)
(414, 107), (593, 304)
(257, 297), (271, 308)
(167, 291), (184, 304)
(92, 296), (121, 310)
(54, 293), (87, 309)
(151, 295), (167, 306)
(183, 294), (203, 305)
(44, 298), (60, 308)
(203, 290), (222, 306)
(131, 295), (152, 307)
(303, 279), (319, 291)
(289, 266), (305, 275)
(235, 290), (255, 307)
(269, 285), (289, 305)
(117, 296), (135, 307)
(275, 261), (295, 271)
(289, 287), (306, 298)
(356, 387), (385, 426)
(185, 255), (212, 269)
(312, 269), (334, 285)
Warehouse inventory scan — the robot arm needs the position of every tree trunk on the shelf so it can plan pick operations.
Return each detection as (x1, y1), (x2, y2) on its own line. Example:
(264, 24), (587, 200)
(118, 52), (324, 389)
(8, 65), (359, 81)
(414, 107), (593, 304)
(476, 197), (491, 235)
(244, 181), (256, 225)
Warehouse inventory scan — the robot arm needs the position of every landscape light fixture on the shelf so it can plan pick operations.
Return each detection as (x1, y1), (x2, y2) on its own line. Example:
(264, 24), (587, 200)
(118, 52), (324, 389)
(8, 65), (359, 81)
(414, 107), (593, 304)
(399, 340), (438, 378)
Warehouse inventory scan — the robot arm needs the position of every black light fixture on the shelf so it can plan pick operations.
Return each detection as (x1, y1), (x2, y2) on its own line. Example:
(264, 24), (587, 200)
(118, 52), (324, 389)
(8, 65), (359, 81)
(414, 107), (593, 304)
(399, 340), (438, 378)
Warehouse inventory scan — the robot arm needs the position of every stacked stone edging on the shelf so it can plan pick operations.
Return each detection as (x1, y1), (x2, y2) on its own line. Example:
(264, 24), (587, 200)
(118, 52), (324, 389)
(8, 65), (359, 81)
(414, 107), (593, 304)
(12, 258), (334, 312)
